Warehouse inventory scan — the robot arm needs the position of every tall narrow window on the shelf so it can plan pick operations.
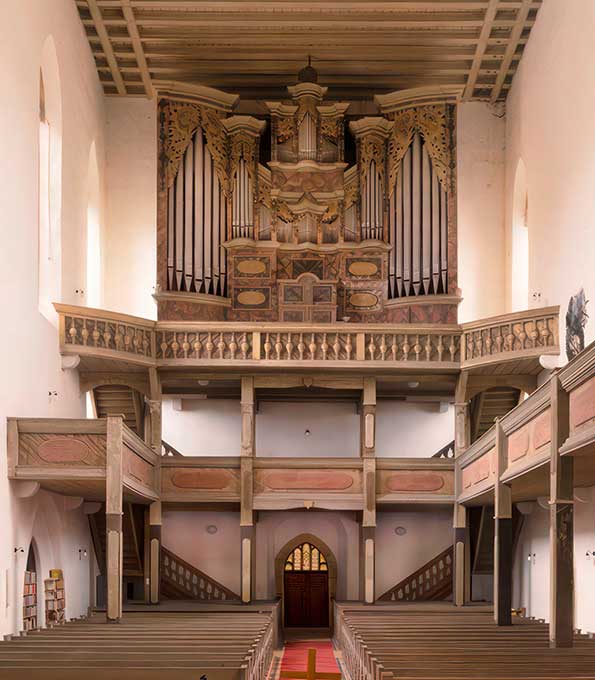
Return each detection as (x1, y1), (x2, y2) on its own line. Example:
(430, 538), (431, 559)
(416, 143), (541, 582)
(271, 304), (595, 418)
(86, 142), (101, 308)
(511, 159), (529, 312)
(38, 37), (62, 323)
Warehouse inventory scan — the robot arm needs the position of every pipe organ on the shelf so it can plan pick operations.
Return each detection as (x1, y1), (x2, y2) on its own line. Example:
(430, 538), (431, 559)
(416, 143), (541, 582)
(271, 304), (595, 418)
(156, 70), (457, 323)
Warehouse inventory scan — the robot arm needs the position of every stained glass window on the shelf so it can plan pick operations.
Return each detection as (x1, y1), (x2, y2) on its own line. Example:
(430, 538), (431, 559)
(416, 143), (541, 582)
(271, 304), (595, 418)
(284, 542), (328, 572)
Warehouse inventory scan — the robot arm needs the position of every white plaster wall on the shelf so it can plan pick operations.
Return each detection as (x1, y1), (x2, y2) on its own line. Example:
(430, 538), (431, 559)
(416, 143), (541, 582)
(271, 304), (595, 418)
(254, 511), (359, 601)
(504, 0), (595, 351)
(0, 0), (105, 636)
(457, 101), (506, 323)
(162, 511), (241, 595)
(104, 99), (157, 319)
(162, 398), (454, 458)
(376, 402), (454, 457)
(513, 493), (595, 634)
(375, 510), (453, 598)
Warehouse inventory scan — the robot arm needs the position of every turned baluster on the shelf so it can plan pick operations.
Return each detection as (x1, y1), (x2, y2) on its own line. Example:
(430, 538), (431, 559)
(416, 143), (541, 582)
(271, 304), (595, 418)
(274, 333), (283, 360)
(402, 335), (410, 361)
(229, 332), (238, 359)
(424, 335), (432, 361)
(345, 334), (352, 360)
(170, 333), (180, 358)
(193, 335), (203, 358)
(240, 333), (249, 359)
(182, 332), (190, 358)
(92, 320), (100, 347)
(413, 334), (422, 361)
(379, 334), (387, 360)
(449, 335), (457, 362)
(285, 334), (294, 360)
(68, 318), (77, 345)
(436, 335), (444, 362)
(217, 334), (226, 358)
(297, 333), (305, 360)
(205, 332), (214, 359)
(309, 333), (317, 360)
(391, 334), (398, 360)
(332, 334), (341, 360)
(367, 334), (376, 360)
(263, 333), (272, 360)
(81, 320), (89, 346)
(321, 333), (329, 360)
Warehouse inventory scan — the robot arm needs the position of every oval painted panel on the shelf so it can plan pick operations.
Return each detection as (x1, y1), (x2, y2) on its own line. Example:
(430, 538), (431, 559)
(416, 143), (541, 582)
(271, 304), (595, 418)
(38, 438), (91, 464)
(348, 261), (378, 277)
(263, 471), (354, 491)
(386, 472), (445, 493)
(171, 469), (231, 490)
(237, 259), (267, 275)
(349, 292), (378, 308)
(237, 290), (266, 306)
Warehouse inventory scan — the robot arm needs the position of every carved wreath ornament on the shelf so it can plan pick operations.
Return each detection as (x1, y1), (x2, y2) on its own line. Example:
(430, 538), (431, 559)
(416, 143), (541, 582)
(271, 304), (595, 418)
(387, 105), (452, 195)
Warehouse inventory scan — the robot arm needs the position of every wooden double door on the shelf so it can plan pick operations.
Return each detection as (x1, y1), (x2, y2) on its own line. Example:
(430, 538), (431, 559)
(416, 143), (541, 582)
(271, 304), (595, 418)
(284, 571), (329, 628)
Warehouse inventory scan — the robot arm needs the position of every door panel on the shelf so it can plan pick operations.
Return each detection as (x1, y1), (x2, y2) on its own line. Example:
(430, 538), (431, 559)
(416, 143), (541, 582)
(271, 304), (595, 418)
(284, 571), (329, 628)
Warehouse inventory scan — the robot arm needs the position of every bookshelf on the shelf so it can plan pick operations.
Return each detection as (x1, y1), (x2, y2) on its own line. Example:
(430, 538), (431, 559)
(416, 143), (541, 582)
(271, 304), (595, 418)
(44, 571), (65, 625)
(23, 570), (37, 631)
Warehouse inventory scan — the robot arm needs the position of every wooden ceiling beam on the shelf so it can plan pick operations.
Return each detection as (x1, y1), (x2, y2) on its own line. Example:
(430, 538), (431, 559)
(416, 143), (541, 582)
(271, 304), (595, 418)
(463, 0), (499, 100)
(86, 0), (127, 95)
(78, 1), (542, 8)
(491, 0), (531, 102)
(120, 0), (153, 97)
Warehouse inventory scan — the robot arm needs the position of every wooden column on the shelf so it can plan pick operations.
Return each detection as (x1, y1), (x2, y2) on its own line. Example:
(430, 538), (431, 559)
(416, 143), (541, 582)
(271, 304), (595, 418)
(361, 377), (376, 458)
(149, 501), (162, 604)
(148, 368), (162, 453)
(453, 372), (470, 606)
(106, 415), (123, 622)
(240, 376), (255, 603)
(494, 419), (512, 625)
(549, 373), (573, 648)
(361, 377), (376, 603)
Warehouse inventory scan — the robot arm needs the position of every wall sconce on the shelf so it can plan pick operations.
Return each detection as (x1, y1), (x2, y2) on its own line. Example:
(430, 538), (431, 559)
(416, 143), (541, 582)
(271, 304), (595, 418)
(14, 547), (24, 554)
(527, 552), (536, 564)
(78, 548), (88, 560)
(304, 429), (311, 436)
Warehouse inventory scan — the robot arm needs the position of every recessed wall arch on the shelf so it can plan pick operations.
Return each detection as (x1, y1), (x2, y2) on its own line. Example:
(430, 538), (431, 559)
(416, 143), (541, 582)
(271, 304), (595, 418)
(275, 532), (337, 629)
(38, 34), (63, 323)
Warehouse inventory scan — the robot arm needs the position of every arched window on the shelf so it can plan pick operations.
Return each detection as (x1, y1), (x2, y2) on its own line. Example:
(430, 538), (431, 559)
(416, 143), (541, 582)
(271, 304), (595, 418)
(284, 542), (328, 572)
(511, 158), (529, 312)
(86, 142), (101, 308)
(38, 36), (62, 323)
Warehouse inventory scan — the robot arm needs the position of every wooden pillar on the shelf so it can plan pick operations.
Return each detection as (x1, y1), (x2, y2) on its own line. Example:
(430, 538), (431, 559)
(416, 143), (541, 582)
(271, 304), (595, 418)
(148, 368), (162, 454)
(106, 415), (123, 622)
(361, 377), (376, 458)
(240, 376), (255, 603)
(549, 373), (573, 648)
(149, 501), (162, 604)
(494, 419), (512, 625)
(360, 377), (376, 603)
(453, 372), (470, 606)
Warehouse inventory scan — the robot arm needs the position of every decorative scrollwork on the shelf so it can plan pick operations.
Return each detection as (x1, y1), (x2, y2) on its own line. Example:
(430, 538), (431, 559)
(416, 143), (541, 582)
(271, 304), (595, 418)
(230, 136), (257, 184)
(276, 117), (295, 144)
(386, 105), (452, 195)
(162, 100), (229, 192)
(320, 117), (339, 141)
(359, 136), (386, 189)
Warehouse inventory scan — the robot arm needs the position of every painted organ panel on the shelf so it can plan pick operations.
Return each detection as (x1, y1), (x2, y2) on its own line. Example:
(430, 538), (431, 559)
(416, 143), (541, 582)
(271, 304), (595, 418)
(156, 69), (457, 323)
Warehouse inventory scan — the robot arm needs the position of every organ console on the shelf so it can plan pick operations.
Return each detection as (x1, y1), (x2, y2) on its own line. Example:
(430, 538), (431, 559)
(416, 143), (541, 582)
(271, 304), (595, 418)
(156, 64), (457, 323)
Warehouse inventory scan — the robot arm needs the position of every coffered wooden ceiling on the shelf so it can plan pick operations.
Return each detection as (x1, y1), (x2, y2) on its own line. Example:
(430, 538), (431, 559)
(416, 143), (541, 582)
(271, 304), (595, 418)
(76, 0), (541, 102)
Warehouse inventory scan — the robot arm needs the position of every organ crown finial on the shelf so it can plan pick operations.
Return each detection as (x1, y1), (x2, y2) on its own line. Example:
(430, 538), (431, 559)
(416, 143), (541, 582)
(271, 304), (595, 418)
(298, 55), (318, 83)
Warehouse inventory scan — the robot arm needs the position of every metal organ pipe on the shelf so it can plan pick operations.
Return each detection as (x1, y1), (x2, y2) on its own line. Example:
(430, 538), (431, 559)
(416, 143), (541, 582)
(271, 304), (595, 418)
(165, 127), (227, 296)
(387, 132), (448, 299)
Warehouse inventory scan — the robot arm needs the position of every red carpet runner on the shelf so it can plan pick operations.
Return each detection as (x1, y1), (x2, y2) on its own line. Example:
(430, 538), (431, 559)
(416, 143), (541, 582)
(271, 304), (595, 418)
(279, 640), (341, 678)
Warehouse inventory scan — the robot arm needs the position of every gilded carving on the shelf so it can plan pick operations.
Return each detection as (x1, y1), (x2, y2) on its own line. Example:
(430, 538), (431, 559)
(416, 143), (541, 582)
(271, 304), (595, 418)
(276, 117), (295, 144)
(359, 136), (386, 189)
(386, 105), (451, 195)
(320, 117), (339, 141)
(162, 100), (229, 192)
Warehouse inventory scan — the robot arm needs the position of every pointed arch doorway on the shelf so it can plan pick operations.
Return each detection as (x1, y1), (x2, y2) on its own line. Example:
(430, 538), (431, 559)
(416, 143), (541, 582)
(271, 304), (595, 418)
(276, 534), (337, 629)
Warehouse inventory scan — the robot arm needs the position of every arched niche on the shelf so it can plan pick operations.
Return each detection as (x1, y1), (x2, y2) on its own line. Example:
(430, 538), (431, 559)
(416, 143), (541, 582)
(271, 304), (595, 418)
(511, 158), (529, 312)
(275, 533), (337, 630)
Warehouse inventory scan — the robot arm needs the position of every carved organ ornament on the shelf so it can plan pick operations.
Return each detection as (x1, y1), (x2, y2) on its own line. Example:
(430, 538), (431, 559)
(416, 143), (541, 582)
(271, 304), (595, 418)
(157, 71), (457, 322)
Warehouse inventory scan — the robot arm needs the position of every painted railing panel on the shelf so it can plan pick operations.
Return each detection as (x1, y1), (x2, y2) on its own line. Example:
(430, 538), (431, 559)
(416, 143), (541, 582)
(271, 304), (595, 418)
(56, 303), (558, 370)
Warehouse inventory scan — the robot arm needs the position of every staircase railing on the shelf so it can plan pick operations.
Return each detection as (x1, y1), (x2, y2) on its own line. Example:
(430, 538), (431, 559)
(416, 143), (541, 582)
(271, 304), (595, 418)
(378, 546), (453, 601)
(161, 546), (239, 601)
(432, 440), (455, 458)
(161, 440), (184, 457)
